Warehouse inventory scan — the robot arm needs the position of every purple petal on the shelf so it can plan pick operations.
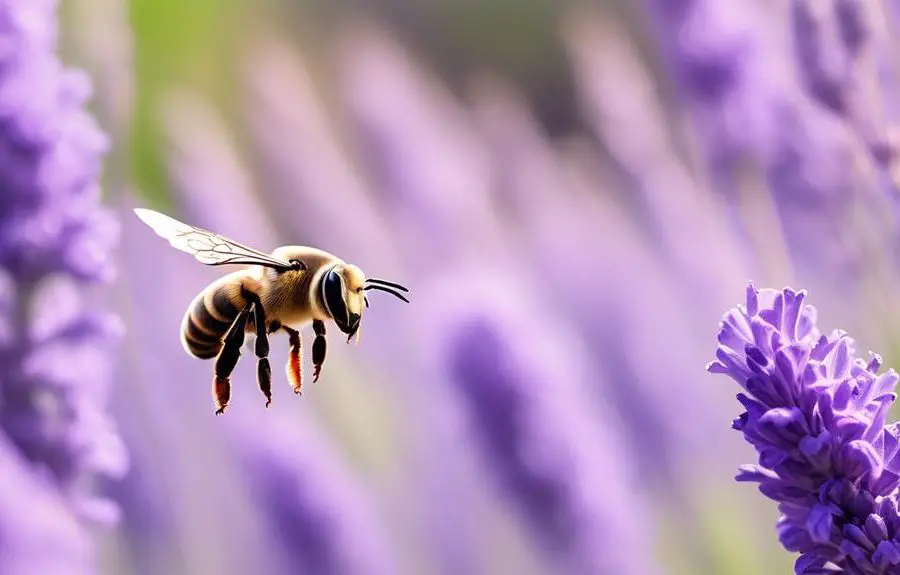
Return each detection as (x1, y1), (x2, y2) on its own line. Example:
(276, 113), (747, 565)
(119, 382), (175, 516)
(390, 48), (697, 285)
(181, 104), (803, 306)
(864, 514), (888, 543)
(735, 464), (779, 483)
(872, 540), (900, 568)
(807, 504), (834, 543)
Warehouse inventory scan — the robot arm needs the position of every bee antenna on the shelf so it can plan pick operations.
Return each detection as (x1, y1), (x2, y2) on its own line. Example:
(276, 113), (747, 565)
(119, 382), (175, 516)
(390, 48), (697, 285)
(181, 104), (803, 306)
(365, 278), (409, 292)
(364, 284), (410, 303)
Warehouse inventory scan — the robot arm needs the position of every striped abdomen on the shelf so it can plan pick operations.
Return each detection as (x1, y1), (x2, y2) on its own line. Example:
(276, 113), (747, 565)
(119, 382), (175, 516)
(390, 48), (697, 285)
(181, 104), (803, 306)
(181, 274), (249, 359)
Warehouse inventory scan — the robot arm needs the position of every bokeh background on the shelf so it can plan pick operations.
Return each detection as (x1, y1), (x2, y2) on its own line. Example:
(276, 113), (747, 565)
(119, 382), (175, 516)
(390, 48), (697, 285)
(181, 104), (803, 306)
(13, 0), (900, 573)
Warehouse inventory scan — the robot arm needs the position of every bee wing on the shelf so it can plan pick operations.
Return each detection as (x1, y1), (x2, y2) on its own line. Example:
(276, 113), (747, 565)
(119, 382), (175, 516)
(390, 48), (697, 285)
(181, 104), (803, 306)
(133, 208), (293, 270)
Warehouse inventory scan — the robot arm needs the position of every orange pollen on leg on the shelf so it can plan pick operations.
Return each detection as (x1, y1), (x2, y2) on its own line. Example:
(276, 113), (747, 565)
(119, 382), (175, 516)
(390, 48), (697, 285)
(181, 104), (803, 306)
(213, 376), (231, 413)
(287, 343), (303, 395)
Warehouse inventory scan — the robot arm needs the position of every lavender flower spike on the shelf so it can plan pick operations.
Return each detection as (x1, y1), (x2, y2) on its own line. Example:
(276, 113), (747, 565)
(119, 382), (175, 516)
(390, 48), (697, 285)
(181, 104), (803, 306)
(0, 0), (126, 527)
(708, 282), (900, 573)
(441, 274), (663, 575)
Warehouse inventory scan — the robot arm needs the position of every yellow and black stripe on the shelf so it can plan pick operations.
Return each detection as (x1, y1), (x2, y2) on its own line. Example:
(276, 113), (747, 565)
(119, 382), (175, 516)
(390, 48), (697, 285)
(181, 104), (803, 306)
(180, 278), (248, 359)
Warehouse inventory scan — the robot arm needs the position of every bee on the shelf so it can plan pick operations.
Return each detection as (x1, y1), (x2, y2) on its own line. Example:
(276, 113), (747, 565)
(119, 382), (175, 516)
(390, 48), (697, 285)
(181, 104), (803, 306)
(133, 208), (409, 415)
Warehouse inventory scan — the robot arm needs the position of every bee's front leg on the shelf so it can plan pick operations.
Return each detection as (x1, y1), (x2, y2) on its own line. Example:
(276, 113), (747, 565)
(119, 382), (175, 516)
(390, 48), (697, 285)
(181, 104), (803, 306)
(312, 319), (327, 383)
(243, 290), (273, 408)
(213, 303), (252, 415)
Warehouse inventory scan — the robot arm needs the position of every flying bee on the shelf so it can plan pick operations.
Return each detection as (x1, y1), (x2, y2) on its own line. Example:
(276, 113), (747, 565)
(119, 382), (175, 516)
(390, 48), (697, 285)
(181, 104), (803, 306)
(133, 208), (409, 415)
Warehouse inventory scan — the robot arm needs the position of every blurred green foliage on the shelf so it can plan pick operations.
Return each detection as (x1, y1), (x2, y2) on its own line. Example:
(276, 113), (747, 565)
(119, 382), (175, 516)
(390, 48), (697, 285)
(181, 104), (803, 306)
(129, 0), (245, 208)
(122, 0), (609, 210)
(292, 0), (579, 134)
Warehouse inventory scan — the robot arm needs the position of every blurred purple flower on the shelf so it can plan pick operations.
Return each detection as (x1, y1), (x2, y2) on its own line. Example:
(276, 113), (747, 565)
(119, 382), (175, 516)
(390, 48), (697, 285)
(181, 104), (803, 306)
(641, 0), (784, 162)
(644, 0), (891, 303)
(789, 0), (900, 267)
(439, 274), (664, 575)
(225, 406), (399, 575)
(708, 282), (900, 573)
(762, 105), (866, 285)
(0, 0), (125, 535)
(563, 15), (750, 308)
(789, 0), (886, 153)
(0, 431), (92, 573)
(790, 0), (888, 168)
(67, 0), (134, 189)
(335, 26), (504, 266)
(240, 38), (399, 268)
(471, 79), (734, 474)
(792, 0), (852, 115)
(160, 89), (275, 241)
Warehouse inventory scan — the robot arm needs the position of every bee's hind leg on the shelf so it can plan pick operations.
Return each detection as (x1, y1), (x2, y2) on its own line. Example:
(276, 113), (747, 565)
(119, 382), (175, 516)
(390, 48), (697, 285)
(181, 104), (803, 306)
(243, 291), (273, 408)
(281, 325), (304, 395)
(213, 302), (252, 415)
(312, 320), (327, 383)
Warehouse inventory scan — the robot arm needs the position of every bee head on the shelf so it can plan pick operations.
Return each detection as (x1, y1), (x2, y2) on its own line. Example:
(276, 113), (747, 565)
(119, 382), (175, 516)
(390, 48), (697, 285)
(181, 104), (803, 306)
(321, 264), (366, 339)
(321, 263), (409, 342)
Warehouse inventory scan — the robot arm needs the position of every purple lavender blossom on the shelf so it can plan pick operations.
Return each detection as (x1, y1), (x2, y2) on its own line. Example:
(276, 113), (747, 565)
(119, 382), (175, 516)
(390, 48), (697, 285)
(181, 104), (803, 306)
(471, 79), (735, 469)
(439, 274), (663, 575)
(335, 26), (503, 265)
(160, 89), (276, 243)
(240, 38), (399, 267)
(562, 15), (750, 308)
(0, 0), (125, 527)
(778, 0), (899, 292)
(644, 0), (885, 302)
(224, 405), (399, 575)
(708, 282), (900, 573)
(789, 0), (900, 260)
(0, 431), (92, 573)
(788, 0), (887, 180)
(67, 0), (134, 189)
(640, 0), (780, 160)
(791, 0), (851, 115)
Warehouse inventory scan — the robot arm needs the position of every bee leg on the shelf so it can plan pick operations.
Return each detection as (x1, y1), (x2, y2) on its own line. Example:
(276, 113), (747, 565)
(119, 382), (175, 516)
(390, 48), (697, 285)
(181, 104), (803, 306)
(312, 319), (327, 383)
(282, 326), (303, 395)
(243, 293), (272, 408)
(213, 303), (252, 415)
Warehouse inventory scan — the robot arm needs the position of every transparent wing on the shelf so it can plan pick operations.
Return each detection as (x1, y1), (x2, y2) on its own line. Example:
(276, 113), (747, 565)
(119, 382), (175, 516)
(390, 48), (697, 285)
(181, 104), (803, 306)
(133, 208), (293, 270)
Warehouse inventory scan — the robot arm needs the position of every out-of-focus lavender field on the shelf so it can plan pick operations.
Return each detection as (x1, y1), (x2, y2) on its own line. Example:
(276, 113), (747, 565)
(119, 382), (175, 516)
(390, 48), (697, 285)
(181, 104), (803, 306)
(3, 0), (900, 573)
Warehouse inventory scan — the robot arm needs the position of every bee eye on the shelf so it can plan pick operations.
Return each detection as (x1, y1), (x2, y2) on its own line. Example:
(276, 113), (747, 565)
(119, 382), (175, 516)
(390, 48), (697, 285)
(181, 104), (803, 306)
(322, 269), (348, 323)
